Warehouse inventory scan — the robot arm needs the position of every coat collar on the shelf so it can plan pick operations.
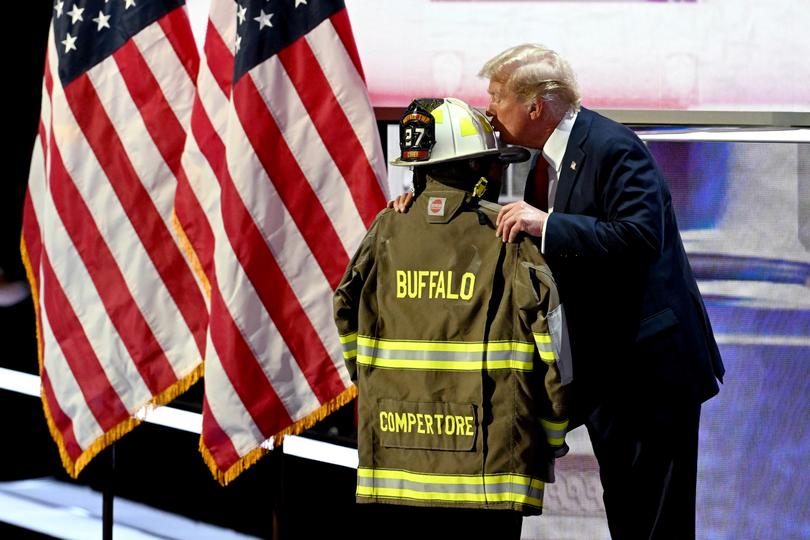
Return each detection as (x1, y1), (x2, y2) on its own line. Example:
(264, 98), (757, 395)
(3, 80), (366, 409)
(419, 177), (471, 224)
(553, 107), (594, 212)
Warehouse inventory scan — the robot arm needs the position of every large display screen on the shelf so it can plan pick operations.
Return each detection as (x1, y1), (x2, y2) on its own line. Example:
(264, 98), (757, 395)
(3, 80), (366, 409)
(522, 138), (809, 539)
(343, 0), (810, 112)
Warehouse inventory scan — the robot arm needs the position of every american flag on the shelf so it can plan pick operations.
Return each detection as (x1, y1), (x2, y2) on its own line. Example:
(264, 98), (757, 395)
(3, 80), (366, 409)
(176, 0), (387, 484)
(21, 0), (207, 477)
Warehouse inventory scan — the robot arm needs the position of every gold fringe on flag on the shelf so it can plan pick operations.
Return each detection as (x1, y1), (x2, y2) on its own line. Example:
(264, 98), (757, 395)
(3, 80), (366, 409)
(199, 437), (269, 487)
(201, 385), (358, 486)
(171, 210), (212, 300)
(21, 235), (205, 479)
(273, 385), (358, 441)
(20, 237), (44, 397)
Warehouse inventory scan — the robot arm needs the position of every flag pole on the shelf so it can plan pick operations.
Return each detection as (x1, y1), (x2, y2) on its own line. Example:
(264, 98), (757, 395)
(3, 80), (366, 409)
(102, 443), (115, 540)
(271, 444), (286, 539)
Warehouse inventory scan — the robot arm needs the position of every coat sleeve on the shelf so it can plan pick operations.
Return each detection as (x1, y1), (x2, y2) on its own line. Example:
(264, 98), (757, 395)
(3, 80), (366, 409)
(333, 212), (386, 383)
(545, 133), (665, 261)
(515, 245), (572, 457)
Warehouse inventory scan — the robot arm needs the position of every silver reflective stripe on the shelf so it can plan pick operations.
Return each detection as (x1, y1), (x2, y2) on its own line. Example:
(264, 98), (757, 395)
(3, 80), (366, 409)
(358, 476), (482, 494)
(342, 342), (357, 359)
(532, 332), (556, 363)
(358, 344), (533, 365)
(547, 305), (573, 384)
(340, 333), (357, 359)
(356, 469), (544, 506)
(541, 418), (568, 446)
(543, 426), (566, 442)
(474, 481), (544, 501)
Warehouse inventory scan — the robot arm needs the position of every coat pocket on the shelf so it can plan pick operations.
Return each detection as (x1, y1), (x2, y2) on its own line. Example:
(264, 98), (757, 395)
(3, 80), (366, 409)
(636, 307), (679, 342)
(376, 399), (477, 451)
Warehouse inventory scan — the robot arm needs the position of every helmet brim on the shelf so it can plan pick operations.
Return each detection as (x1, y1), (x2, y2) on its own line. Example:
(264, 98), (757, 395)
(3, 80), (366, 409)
(496, 146), (531, 164)
(390, 146), (530, 167)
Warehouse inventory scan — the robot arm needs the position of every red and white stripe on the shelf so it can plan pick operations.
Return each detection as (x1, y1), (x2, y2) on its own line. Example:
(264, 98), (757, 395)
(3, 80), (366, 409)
(174, 10), (235, 293)
(21, 8), (206, 477)
(178, 0), (387, 483)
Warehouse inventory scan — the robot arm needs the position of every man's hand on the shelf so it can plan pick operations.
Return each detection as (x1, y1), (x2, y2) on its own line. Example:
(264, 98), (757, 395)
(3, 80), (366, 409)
(387, 191), (414, 213)
(496, 201), (548, 242)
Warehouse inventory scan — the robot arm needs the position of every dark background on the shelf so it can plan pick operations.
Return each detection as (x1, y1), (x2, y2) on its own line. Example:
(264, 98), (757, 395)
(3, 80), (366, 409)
(3, 3), (361, 538)
(6, 4), (809, 540)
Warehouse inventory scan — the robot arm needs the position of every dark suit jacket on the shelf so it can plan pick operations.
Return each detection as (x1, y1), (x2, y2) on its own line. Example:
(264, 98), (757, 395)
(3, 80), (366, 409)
(532, 108), (724, 418)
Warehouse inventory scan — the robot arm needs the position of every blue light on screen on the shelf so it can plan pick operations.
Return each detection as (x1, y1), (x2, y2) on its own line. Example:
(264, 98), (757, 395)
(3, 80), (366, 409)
(650, 140), (810, 540)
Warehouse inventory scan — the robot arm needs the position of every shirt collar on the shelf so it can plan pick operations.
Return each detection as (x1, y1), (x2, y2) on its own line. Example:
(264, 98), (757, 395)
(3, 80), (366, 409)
(542, 110), (578, 173)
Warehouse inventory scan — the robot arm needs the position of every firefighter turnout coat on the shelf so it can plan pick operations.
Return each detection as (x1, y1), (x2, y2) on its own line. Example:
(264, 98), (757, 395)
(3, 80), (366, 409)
(334, 178), (571, 515)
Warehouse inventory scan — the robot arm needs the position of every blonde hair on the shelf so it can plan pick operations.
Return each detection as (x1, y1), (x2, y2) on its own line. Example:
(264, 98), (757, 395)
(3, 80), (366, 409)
(479, 44), (581, 118)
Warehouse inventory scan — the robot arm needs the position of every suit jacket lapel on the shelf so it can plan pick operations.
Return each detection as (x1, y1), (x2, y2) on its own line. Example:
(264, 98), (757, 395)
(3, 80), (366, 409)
(554, 108), (592, 212)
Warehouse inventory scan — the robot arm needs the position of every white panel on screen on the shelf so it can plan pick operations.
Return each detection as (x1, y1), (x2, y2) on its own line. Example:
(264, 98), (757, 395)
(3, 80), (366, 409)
(344, 0), (810, 112)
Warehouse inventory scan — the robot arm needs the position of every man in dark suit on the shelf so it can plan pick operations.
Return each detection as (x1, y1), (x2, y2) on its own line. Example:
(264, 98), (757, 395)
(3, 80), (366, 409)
(483, 44), (726, 539)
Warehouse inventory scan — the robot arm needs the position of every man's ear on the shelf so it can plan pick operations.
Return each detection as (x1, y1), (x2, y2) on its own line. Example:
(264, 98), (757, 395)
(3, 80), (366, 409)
(528, 97), (544, 120)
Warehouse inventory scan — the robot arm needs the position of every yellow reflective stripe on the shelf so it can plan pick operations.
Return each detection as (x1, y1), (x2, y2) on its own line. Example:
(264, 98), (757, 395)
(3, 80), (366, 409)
(358, 468), (543, 489)
(538, 351), (555, 363)
(356, 356), (532, 371)
(358, 336), (534, 353)
(533, 332), (556, 364)
(358, 485), (488, 502)
(356, 486), (543, 508)
(540, 418), (568, 431)
(356, 336), (536, 371)
(459, 116), (479, 137)
(481, 491), (543, 507)
(340, 333), (358, 360)
(357, 468), (544, 508)
(541, 418), (568, 447)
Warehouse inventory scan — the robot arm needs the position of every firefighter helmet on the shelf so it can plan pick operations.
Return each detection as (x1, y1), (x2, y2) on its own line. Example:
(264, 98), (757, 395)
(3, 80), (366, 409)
(391, 97), (528, 167)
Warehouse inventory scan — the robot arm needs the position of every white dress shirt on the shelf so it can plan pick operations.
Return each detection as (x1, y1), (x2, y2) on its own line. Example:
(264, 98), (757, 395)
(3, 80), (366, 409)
(540, 109), (578, 253)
